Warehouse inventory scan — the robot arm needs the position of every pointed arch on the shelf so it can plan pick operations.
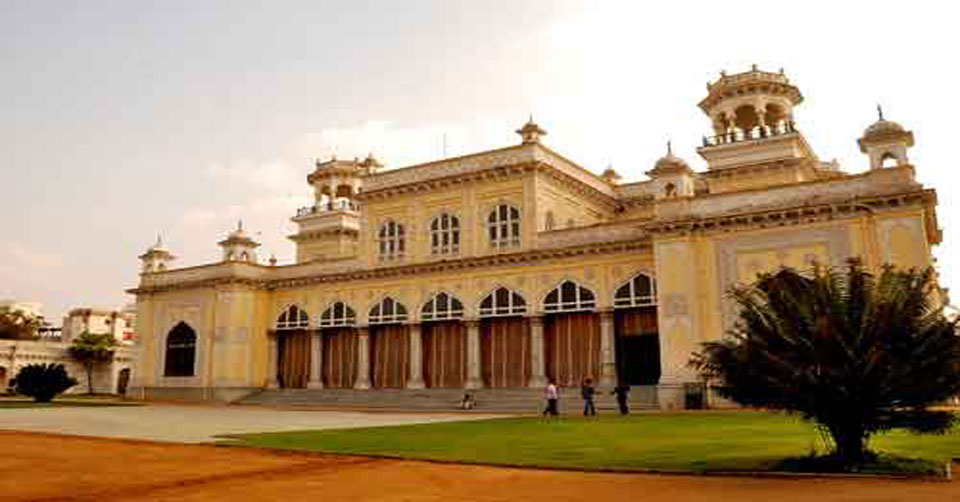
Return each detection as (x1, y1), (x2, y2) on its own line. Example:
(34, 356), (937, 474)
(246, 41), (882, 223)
(543, 279), (596, 313)
(368, 296), (408, 325)
(276, 304), (310, 330)
(421, 291), (464, 321)
(164, 321), (196, 377)
(478, 286), (527, 318)
(613, 272), (657, 309)
(319, 301), (356, 327)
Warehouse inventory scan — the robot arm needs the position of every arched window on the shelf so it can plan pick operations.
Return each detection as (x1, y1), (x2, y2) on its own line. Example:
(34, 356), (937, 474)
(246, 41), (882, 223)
(319, 301), (356, 327)
(479, 287), (527, 317)
(543, 280), (596, 313)
(378, 220), (405, 262)
(614, 273), (657, 308)
(164, 322), (196, 377)
(430, 213), (460, 256)
(881, 152), (898, 168)
(487, 205), (521, 249)
(276, 304), (310, 330)
(421, 292), (464, 321)
(369, 297), (408, 325)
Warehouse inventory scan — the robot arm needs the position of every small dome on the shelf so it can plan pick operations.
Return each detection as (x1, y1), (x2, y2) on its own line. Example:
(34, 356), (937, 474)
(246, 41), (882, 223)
(653, 153), (690, 172)
(864, 119), (904, 138)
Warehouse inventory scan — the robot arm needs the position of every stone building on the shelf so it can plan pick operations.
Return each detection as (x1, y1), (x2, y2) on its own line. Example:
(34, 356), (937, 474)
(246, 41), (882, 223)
(129, 67), (940, 406)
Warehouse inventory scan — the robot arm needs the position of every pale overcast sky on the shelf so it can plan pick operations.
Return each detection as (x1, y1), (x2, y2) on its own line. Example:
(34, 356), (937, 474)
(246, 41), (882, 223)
(1, 1), (958, 319)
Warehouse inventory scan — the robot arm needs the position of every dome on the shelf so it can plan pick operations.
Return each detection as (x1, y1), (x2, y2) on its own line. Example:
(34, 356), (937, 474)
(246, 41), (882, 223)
(652, 153), (690, 173)
(863, 119), (904, 138)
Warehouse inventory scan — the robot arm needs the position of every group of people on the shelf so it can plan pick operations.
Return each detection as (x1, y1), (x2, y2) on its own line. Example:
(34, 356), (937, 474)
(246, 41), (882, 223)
(542, 377), (630, 418)
(456, 377), (632, 416)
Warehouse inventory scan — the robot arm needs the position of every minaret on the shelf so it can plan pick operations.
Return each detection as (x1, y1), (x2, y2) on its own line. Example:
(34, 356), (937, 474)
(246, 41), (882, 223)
(291, 155), (365, 263)
(858, 105), (914, 170)
(646, 141), (694, 198)
(139, 235), (175, 273)
(218, 220), (260, 263)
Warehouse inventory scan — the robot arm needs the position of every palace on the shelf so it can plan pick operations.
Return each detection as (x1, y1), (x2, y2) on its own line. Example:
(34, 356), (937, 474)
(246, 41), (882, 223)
(129, 67), (940, 408)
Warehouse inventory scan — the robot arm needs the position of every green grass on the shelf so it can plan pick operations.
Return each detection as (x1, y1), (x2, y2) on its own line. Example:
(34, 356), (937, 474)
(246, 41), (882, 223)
(0, 397), (141, 408)
(225, 412), (960, 475)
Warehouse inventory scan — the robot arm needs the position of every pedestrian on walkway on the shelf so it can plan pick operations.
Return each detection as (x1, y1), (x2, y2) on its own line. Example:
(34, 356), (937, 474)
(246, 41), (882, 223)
(581, 377), (597, 417)
(543, 378), (559, 419)
(612, 383), (630, 415)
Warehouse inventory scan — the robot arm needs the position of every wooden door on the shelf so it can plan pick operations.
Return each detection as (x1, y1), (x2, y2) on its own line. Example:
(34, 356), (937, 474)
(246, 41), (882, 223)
(422, 321), (466, 388)
(544, 312), (601, 387)
(614, 307), (660, 385)
(278, 330), (311, 389)
(480, 317), (529, 388)
(322, 328), (357, 388)
(370, 324), (409, 388)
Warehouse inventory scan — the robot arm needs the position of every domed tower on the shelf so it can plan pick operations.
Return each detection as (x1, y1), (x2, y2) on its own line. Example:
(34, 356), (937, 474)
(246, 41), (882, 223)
(696, 66), (817, 171)
(218, 221), (260, 263)
(139, 235), (175, 273)
(646, 142), (694, 199)
(858, 106), (914, 170)
(290, 154), (373, 263)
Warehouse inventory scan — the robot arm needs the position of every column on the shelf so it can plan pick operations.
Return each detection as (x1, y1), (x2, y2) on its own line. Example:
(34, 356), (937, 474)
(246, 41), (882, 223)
(307, 330), (324, 388)
(755, 106), (768, 138)
(407, 323), (426, 389)
(267, 332), (279, 388)
(528, 315), (547, 388)
(354, 326), (371, 389)
(465, 319), (483, 389)
(599, 310), (616, 386)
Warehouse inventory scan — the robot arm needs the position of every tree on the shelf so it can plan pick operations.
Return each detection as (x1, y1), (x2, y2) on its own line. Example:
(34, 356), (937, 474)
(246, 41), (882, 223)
(0, 308), (40, 340)
(68, 332), (117, 394)
(13, 363), (77, 402)
(693, 260), (960, 467)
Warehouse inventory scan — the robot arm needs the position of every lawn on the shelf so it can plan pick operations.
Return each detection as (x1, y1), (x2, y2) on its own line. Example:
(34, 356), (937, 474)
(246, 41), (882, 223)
(225, 412), (960, 474)
(0, 397), (140, 408)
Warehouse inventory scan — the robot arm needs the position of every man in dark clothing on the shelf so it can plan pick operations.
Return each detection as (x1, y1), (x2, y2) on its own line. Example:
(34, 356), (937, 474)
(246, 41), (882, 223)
(612, 384), (630, 415)
(581, 378), (597, 417)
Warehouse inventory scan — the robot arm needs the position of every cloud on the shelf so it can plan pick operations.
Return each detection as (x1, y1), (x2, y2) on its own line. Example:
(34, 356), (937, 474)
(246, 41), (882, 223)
(4, 242), (64, 269)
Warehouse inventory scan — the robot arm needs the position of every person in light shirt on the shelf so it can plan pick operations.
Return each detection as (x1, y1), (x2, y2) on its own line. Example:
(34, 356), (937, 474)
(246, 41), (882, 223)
(542, 379), (559, 418)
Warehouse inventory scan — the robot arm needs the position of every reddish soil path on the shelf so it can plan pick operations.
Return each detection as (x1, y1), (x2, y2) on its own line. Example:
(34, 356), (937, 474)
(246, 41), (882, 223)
(2, 431), (956, 502)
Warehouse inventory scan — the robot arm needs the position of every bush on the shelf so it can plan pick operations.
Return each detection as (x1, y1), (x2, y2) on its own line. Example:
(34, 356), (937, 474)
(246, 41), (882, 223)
(13, 363), (77, 402)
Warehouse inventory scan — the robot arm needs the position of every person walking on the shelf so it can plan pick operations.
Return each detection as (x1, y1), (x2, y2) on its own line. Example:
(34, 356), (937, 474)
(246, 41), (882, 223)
(543, 378), (559, 419)
(581, 377), (597, 417)
(612, 383), (630, 415)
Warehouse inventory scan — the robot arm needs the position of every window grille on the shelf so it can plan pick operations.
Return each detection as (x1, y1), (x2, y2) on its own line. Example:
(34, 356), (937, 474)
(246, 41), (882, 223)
(543, 280), (596, 313)
(378, 220), (405, 262)
(369, 297), (408, 325)
(487, 205), (521, 250)
(319, 301), (356, 327)
(430, 213), (460, 255)
(613, 274), (657, 308)
(276, 304), (310, 329)
(478, 287), (527, 317)
(421, 292), (464, 321)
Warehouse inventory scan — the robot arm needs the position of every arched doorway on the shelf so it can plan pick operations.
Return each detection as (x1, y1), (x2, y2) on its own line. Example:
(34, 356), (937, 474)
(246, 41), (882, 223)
(116, 368), (131, 395)
(542, 280), (601, 387)
(421, 292), (466, 388)
(275, 305), (311, 389)
(368, 297), (409, 388)
(319, 302), (358, 388)
(479, 287), (530, 388)
(164, 322), (197, 377)
(613, 273), (661, 385)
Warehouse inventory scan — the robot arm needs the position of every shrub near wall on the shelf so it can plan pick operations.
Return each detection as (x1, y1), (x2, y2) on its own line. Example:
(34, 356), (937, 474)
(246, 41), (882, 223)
(13, 363), (77, 402)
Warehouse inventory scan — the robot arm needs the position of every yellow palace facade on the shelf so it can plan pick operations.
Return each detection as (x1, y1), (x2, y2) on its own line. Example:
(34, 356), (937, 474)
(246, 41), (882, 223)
(130, 68), (940, 407)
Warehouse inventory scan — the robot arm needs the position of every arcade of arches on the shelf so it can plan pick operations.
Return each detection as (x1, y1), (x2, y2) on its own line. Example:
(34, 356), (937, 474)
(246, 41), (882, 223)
(239, 275), (661, 390)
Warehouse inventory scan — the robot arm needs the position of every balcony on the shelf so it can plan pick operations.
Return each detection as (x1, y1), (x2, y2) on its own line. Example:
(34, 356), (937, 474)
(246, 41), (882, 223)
(294, 200), (361, 219)
(702, 122), (797, 147)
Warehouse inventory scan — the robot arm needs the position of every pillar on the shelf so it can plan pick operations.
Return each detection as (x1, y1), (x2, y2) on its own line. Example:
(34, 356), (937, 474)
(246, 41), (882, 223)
(465, 319), (483, 389)
(354, 326), (371, 389)
(307, 330), (324, 388)
(599, 309), (616, 386)
(407, 323), (425, 389)
(267, 332), (279, 388)
(528, 315), (547, 388)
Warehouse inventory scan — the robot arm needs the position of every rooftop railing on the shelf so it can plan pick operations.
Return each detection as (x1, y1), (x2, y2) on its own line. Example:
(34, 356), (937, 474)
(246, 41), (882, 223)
(295, 200), (360, 218)
(702, 121), (797, 147)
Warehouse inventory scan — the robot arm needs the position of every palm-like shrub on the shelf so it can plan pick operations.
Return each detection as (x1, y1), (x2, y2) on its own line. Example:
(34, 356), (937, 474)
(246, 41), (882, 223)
(13, 363), (77, 402)
(693, 260), (960, 466)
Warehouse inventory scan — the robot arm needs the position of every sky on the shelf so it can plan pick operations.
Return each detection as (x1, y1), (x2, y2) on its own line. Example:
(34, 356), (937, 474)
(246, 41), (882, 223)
(1, 1), (958, 320)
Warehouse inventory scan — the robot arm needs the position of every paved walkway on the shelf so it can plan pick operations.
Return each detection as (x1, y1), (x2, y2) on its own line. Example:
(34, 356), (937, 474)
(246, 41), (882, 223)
(0, 404), (501, 442)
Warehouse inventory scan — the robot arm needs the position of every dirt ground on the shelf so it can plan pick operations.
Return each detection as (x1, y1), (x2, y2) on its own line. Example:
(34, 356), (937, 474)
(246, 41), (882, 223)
(2, 431), (956, 502)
